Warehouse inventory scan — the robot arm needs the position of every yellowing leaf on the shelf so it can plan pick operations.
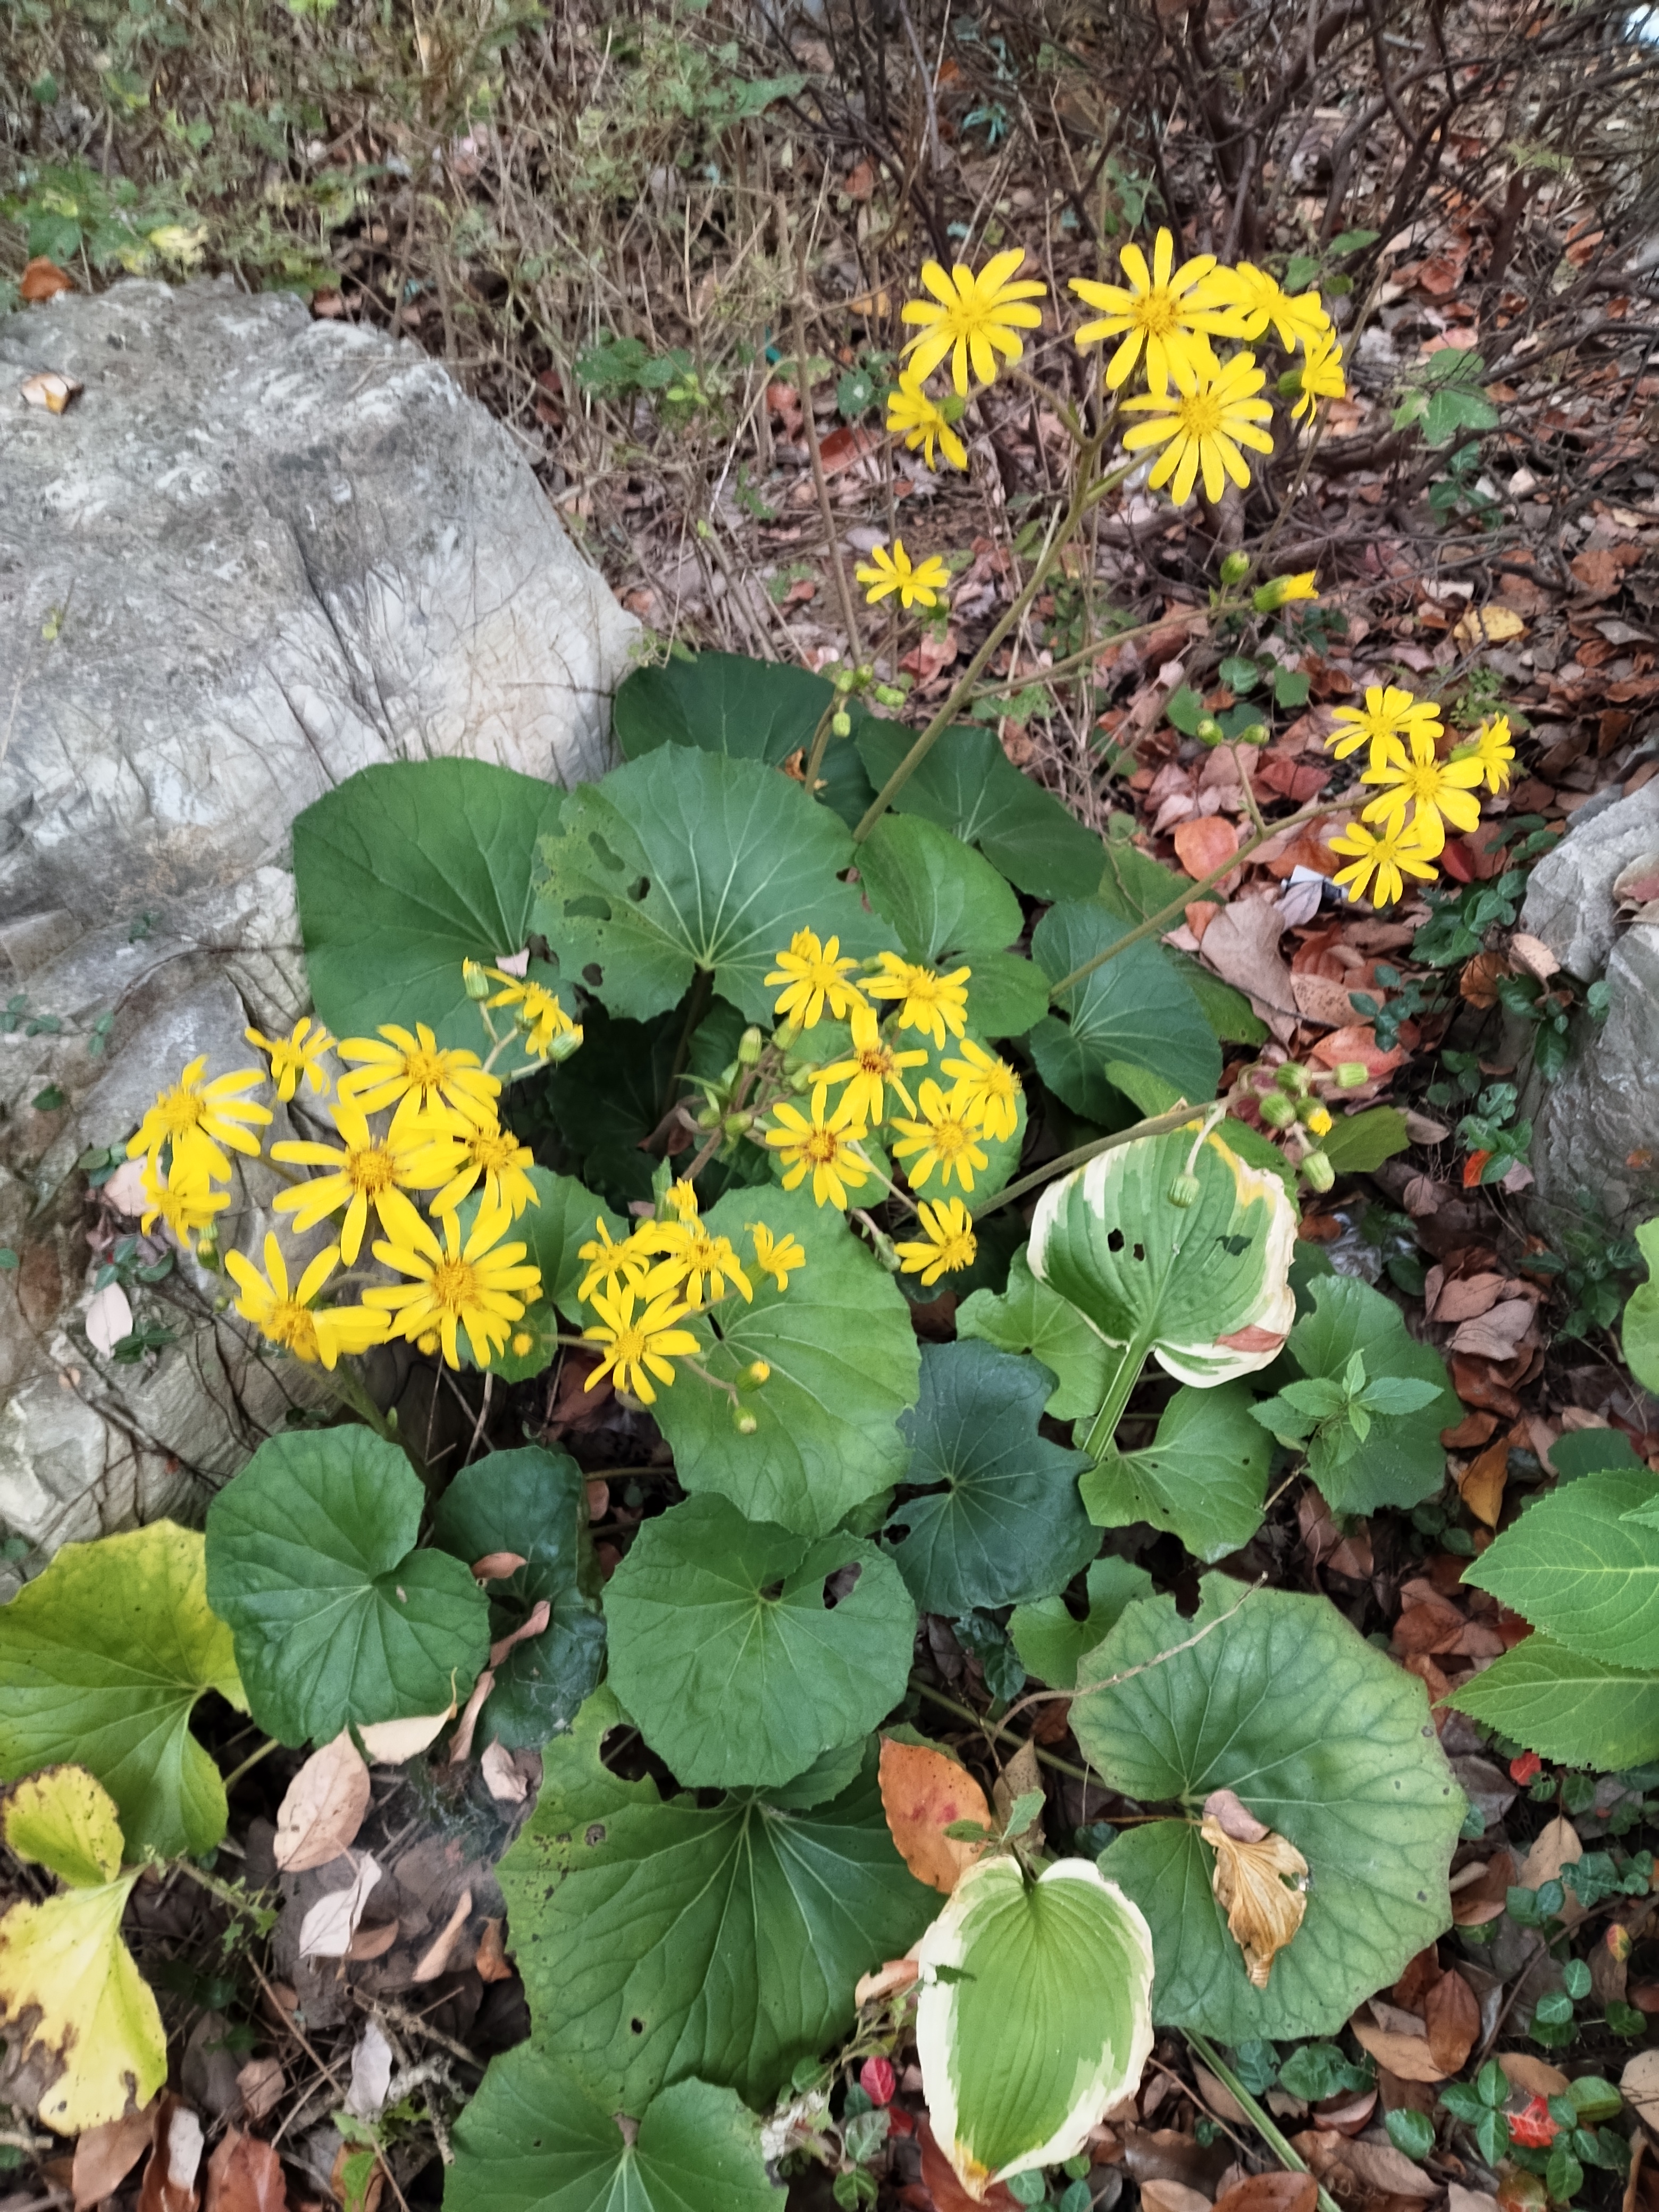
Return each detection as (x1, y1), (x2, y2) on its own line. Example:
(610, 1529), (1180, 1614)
(4, 1765), (124, 1888)
(1452, 604), (1526, 648)
(1199, 1789), (1309, 1990)
(879, 1738), (993, 1895)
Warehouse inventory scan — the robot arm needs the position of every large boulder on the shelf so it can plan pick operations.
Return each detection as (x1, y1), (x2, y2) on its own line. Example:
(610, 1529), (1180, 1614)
(1521, 779), (1659, 1236)
(0, 278), (636, 1568)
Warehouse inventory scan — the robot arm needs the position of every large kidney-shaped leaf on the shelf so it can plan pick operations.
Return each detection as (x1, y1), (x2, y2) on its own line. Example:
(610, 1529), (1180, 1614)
(917, 1855), (1155, 2194)
(292, 760), (566, 1049)
(532, 749), (892, 1025)
(449, 2048), (781, 2212)
(498, 1689), (935, 2112)
(1029, 1124), (1297, 1390)
(856, 720), (1107, 901)
(0, 1766), (165, 2134)
(1449, 1638), (1659, 1770)
(857, 814), (1046, 1040)
(653, 1184), (920, 1536)
(885, 1343), (1096, 1613)
(1080, 1383), (1271, 1564)
(605, 1495), (915, 1789)
(206, 1429), (490, 1746)
(1074, 1581), (1464, 2041)
(1462, 1468), (1659, 1669)
(957, 1251), (1116, 1424)
(431, 1446), (606, 1749)
(1029, 903), (1221, 1122)
(0, 1522), (245, 1862)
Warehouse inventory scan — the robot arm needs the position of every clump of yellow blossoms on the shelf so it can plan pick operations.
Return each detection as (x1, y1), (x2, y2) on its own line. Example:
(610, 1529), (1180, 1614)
(1320, 685), (1514, 908)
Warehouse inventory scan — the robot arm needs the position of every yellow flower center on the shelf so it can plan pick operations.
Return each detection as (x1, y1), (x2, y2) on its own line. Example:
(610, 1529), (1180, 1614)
(346, 1143), (399, 1195)
(468, 1128), (518, 1171)
(609, 1322), (647, 1364)
(931, 1119), (973, 1158)
(158, 1087), (207, 1136)
(1176, 390), (1224, 439)
(857, 1045), (894, 1077)
(1134, 291), (1179, 337)
(403, 1048), (454, 1088)
(430, 1255), (481, 1313)
(801, 1128), (843, 1166)
(266, 1300), (320, 1360)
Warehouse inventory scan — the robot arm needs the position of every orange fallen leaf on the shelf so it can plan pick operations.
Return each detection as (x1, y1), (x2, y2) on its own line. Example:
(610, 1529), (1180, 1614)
(203, 2130), (286, 2212)
(73, 2103), (159, 2208)
(1172, 816), (1239, 883)
(20, 256), (74, 301)
(1425, 1966), (1480, 2072)
(1459, 1436), (1509, 1529)
(877, 1738), (992, 1895)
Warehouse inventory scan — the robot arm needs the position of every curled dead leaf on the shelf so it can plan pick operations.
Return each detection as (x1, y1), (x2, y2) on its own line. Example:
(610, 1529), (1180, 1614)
(470, 1551), (526, 1581)
(1199, 1793), (1308, 1989)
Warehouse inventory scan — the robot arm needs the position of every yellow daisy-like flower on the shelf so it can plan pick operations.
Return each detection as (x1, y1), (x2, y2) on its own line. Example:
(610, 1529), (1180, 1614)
(403, 1118), (541, 1222)
(663, 1180), (701, 1223)
(939, 1037), (1022, 1143)
(635, 1219), (753, 1306)
(1202, 262), (1329, 353)
(812, 1002), (929, 1125)
(765, 929), (867, 1030)
(766, 1096), (872, 1210)
(749, 1221), (806, 1290)
(1361, 730), (1485, 841)
(483, 969), (582, 1060)
(225, 1233), (390, 1370)
(127, 1057), (272, 1179)
(270, 1094), (432, 1266)
(1304, 1105), (1334, 1139)
(890, 1079), (990, 1193)
(1069, 228), (1233, 394)
(1326, 684), (1443, 764)
(862, 952), (971, 1049)
(338, 1021), (500, 1130)
(856, 539), (952, 611)
(1454, 715), (1515, 795)
(139, 1158), (228, 1244)
(1254, 571), (1319, 611)
(1327, 817), (1442, 908)
(365, 1197), (543, 1370)
(1120, 339), (1275, 507)
(581, 1281), (702, 1407)
(577, 1217), (652, 1302)
(1290, 328), (1347, 423)
(894, 1196), (978, 1287)
(244, 1016), (334, 1104)
(885, 366), (967, 472)
(900, 249), (1048, 397)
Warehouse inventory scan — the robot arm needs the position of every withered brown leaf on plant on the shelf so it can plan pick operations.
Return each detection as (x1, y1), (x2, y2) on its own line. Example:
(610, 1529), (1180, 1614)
(1199, 1786), (1309, 1989)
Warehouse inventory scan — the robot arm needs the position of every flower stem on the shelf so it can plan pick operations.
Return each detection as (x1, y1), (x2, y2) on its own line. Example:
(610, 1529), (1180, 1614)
(1080, 1331), (1153, 1462)
(789, 281), (864, 661)
(968, 1100), (1200, 1222)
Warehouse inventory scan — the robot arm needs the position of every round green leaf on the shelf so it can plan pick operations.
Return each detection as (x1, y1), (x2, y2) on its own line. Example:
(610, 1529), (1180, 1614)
(1028, 1124), (1297, 1388)
(652, 1184), (920, 1537)
(205, 1429), (490, 1746)
(886, 1343), (1095, 1613)
(0, 1522), (245, 1862)
(448, 2048), (782, 2212)
(1449, 1638), (1659, 1770)
(1463, 1468), (1659, 1669)
(1274, 1275), (1457, 1515)
(1074, 1580), (1464, 2040)
(1030, 902), (1221, 1124)
(1081, 1382), (1271, 1563)
(498, 1689), (935, 2112)
(430, 1446), (606, 1750)
(917, 1856), (1154, 2192)
(1009, 1558), (1154, 1691)
(531, 749), (893, 1025)
(604, 1495), (915, 1789)
(858, 814), (1024, 967)
(292, 759), (566, 1049)
(958, 1250), (1115, 1424)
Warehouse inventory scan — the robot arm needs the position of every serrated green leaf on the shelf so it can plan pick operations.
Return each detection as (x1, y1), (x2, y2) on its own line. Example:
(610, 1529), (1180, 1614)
(1029, 904), (1221, 1124)
(605, 1495), (914, 1789)
(1275, 1276), (1456, 1515)
(1462, 1468), (1659, 1668)
(1625, 1219), (1659, 1396)
(885, 1343), (1095, 1613)
(292, 760), (565, 1049)
(430, 1446), (605, 1750)
(0, 1522), (245, 1862)
(497, 1689), (935, 2110)
(205, 1429), (490, 1746)
(1082, 1381), (1271, 1563)
(957, 1250), (1115, 1423)
(1009, 1557), (1154, 1689)
(1076, 1581), (1463, 2039)
(652, 1184), (920, 1536)
(532, 749), (893, 1025)
(448, 2049), (782, 2212)
(859, 813), (1024, 965)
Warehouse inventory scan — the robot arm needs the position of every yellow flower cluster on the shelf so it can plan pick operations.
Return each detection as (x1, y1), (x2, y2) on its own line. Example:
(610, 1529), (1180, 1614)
(571, 1185), (807, 1407)
(760, 932), (1024, 1286)
(881, 228), (1345, 512)
(1323, 691), (1515, 907)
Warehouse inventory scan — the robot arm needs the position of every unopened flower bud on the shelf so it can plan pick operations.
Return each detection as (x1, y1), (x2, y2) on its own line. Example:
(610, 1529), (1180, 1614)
(1277, 367), (1305, 400)
(1219, 550), (1251, 586)
(875, 683), (906, 707)
(1168, 1171), (1201, 1208)
(738, 1026), (764, 1067)
(1277, 1062), (1311, 1096)
(1238, 722), (1270, 748)
(548, 1027), (584, 1063)
(1258, 1091), (1296, 1128)
(790, 1065), (817, 1095)
(723, 1110), (754, 1137)
(194, 1229), (220, 1269)
(1301, 1102), (1333, 1137)
(1195, 717), (1225, 748)
(732, 1405), (760, 1436)
(1334, 1061), (1368, 1089)
(868, 1228), (902, 1273)
(696, 1104), (723, 1130)
(832, 709), (852, 738)
(774, 1018), (801, 1051)
(511, 1331), (534, 1356)
(462, 958), (492, 1000)
(1302, 1150), (1335, 1193)
(737, 1359), (772, 1393)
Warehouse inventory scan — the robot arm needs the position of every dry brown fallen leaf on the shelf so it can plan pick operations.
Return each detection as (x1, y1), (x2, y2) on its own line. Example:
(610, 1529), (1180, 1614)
(1457, 1436), (1510, 1530)
(1424, 1966), (1480, 2073)
(1198, 894), (1301, 1019)
(1214, 2175), (1316, 2212)
(138, 2099), (204, 2212)
(991, 1739), (1044, 1851)
(1139, 2182), (1212, 2212)
(1199, 1788), (1308, 1990)
(1501, 2053), (1572, 2101)
(1509, 932), (1561, 983)
(1449, 1298), (1538, 1362)
(1624, 2051), (1659, 2130)
(233, 2059), (284, 2125)
(413, 1888), (474, 1982)
(475, 1918), (513, 1983)
(1520, 1814), (1586, 1922)
(1446, 2187), (1501, 2212)
(73, 2101), (158, 2209)
(853, 1953), (921, 2008)
(357, 1709), (454, 1764)
(84, 1282), (133, 1358)
(20, 256), (75, 300)
(1349, 2001), (1447, 2083)
(203, 2129), (286, 2212)
(480, 1739), (528, 1803)
(470, 1551), (525, 1581)
(918, 2117), (1020, 2212)
(274, 1731), (371, 1873)
(298, 1853), (381, 1960)
(877, 1737), (993, 1895)
(20, 370), (83, 414)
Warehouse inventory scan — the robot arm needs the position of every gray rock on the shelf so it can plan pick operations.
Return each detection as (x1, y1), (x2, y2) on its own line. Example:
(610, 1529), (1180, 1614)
(1527, 920), (1659, 1235)
(0, 276), (636, 1562)
(1521, 777), (1659, 980)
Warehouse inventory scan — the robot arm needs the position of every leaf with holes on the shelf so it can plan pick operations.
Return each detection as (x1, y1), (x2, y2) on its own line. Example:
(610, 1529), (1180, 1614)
(497, 1688), (935, 2110)
(531, 749), (892, 1025)
(1080, 1382), (1272, 1563)
(884, 1343), (1095, 1614)
(1074, 1581), (1464, 2039)
(957, 1250), (1116, 1423)
(1028, 903), (1221, 1124)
